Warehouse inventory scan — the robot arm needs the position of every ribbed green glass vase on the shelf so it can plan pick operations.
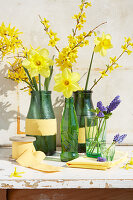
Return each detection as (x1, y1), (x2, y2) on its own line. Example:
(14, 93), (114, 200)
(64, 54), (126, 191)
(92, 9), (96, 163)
(73, 90), (95, 153)
(60, 97), (79, 162)
(26, 91), (56, 156)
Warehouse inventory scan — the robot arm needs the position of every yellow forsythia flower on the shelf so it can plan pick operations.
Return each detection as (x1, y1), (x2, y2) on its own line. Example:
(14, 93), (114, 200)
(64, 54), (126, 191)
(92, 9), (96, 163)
(125, 37), (131, 44)
(100, 70), (108, 78)
(76, 24), (83, 30)
(121, 164), (133, 170)
(8, 58), (28, 83)
(114, 64), (122, 69)
(94, 32), (113, 56)
(110, 56), (117, 63)
(85, 2), (92, 8)
(0, 22), (23, 58)
(54, 68), (81, 98)
(22, 48), (54, 78)
(10, 167), (24, 178)
(108, 66), (114, 73)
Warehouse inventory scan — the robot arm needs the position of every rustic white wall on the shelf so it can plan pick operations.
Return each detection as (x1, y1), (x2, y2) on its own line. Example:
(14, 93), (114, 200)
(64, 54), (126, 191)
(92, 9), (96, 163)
(0, 0), (133, 146)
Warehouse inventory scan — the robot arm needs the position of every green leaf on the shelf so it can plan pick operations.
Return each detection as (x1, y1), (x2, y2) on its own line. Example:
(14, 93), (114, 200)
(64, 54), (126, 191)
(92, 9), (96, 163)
(89, 109), (96, 113)
(96, 107), (100, 114)
(44, 65), (53, 91)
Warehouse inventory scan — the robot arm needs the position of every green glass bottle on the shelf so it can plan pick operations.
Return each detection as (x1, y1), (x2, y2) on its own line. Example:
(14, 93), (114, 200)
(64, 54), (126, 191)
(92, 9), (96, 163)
(60, 97), (79, 162)
(26, 91), (56, 156)
(73, 90), (95, 153)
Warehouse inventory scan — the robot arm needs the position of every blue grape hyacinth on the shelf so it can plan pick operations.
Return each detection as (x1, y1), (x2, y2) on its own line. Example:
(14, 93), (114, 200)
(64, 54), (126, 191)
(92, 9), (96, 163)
(107, 96), (121, 113)
(113, 133), (127, 144)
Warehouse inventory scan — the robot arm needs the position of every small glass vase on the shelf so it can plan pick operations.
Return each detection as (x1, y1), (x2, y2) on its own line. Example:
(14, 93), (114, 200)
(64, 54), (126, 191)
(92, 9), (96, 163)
(100, 143), (115, 161)
(73, 90), (95, 153)
(60, 97), (79, 162)
(26, 91), (56, 156)
(85, 116), (106, 158)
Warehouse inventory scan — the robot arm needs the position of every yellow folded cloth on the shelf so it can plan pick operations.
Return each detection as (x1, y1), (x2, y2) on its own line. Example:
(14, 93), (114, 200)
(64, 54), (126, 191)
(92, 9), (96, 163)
(66, 151), (128, 170)
(16, 149), (62, 173)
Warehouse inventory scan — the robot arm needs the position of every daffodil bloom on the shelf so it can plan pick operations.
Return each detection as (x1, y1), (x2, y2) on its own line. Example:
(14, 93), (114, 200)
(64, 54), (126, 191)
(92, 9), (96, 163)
(10, 167), (25, 178)
(94, 32), (113, 56)
(100, 70), (108, 78)
(54, 68), (81, 98)
(22, 48), (53, 78)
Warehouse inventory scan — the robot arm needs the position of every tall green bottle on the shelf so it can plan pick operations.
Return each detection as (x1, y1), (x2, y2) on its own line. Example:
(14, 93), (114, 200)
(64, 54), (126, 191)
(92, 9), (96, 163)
(26, 91), (56, 156)
(60, 97), (79, 162)
(73, 90), (95, 153)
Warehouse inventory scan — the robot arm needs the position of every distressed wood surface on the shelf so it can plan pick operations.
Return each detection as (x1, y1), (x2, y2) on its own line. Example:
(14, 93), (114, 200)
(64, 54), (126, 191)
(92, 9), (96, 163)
(0, 146), (133, 189)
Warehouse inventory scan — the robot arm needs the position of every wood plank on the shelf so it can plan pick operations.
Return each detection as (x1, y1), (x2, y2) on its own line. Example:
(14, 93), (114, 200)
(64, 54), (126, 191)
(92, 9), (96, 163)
(0, 189), (7, 200)
(7, 189), (133, 200)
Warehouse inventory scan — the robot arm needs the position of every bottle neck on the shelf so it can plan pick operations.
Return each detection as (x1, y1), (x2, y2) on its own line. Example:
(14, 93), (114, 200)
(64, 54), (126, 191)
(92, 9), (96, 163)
(65, 97), (74, 108)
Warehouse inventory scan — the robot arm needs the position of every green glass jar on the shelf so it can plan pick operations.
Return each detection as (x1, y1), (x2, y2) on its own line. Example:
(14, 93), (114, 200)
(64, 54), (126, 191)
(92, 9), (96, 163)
(100, 142), (115, 161)
(26, 91), (56, 156)
(85, 116), (106, 158)
(73, 90), (95, 153)
(60, 97), (79, 162)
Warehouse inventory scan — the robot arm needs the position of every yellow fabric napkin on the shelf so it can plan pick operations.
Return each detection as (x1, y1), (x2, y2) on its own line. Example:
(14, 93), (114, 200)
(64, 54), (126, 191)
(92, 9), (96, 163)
(16, 148), (62, 173)
(66, 151), (128, 170)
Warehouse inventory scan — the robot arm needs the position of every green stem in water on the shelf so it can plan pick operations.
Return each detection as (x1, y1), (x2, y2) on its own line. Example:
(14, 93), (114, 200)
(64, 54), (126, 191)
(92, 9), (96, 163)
(39, 74), (41, 91)
(32, 77), (38, 91)
(44, 66), (53, 91)
(85, 51), (94, 91)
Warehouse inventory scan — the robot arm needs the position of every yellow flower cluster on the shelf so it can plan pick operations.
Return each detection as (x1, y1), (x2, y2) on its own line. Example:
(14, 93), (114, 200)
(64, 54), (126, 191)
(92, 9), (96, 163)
(0, 22), (23, 58)
(73, 1), (91, 31)
(56, 32), (89, 70)
(55, 46), (78, 71)
(8, 58), (28, 83)
(40, 1), (94, 72)
(121, 37), (132, 55)
(41, 18), (60, 47)
(8, 57), (39, 93)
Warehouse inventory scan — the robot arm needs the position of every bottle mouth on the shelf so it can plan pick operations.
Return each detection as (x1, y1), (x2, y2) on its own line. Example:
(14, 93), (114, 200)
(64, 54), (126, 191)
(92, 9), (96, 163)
(31, 90), (52, 94)
(73, 90), (93, 94)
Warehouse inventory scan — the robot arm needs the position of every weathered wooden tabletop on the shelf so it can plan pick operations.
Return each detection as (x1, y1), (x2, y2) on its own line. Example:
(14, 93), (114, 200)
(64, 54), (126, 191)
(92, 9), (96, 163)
(0, 146), (133, 189)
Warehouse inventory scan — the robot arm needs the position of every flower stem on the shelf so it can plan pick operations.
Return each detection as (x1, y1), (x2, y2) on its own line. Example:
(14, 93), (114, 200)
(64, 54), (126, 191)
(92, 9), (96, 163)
(23, 67), (35, 90)
(32, 77), (38, 91)
(39, 74), (41, 91)
(90, 45), (129, 91)
(85, 50), (94, 90)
